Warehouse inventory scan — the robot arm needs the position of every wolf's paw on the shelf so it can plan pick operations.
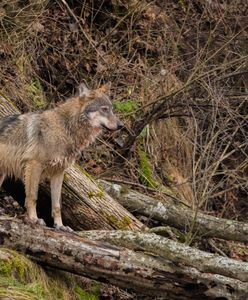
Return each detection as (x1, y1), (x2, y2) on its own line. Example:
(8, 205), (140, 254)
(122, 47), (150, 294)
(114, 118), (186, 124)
(36, 218), (46, 226)
(54, 224), (73, 233)
(24, 216), (46, 226)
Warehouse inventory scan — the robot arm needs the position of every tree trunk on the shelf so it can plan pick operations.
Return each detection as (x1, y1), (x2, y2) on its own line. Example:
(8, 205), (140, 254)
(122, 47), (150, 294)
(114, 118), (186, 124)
(100, 180), (248, 243)
(0, 95), (143, 230)
(1, 217), (248, 299)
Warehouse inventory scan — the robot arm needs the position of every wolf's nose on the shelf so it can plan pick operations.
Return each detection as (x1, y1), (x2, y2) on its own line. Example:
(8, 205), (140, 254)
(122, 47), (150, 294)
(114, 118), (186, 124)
(117, 121), (124, 130)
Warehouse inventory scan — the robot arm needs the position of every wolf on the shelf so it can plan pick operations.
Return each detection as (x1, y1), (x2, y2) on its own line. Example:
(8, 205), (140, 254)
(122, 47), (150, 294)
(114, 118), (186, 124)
(0, 82), (123, 231)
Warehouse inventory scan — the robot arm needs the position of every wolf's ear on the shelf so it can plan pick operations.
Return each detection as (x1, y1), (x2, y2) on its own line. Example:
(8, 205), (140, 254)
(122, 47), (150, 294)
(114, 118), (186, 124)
(98, 82), (111, 95)
(78, 82), (90, 97)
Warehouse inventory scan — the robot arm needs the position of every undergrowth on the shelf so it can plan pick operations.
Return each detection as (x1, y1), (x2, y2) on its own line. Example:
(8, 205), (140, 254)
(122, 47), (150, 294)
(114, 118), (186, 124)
(0, 0), (247, 239)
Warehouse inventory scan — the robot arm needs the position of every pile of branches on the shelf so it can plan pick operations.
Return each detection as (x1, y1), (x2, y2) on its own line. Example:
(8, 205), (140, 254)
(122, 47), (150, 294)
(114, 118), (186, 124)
(2, 173), (248, 299)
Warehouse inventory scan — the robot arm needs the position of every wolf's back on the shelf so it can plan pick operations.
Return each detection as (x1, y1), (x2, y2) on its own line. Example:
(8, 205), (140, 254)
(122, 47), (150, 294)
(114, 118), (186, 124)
(0, 114), (21, 138)
(0, 114), (35, 178)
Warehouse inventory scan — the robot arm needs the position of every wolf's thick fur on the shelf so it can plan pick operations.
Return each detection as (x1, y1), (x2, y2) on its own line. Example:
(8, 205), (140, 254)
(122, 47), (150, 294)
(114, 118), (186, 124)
(0, 83), (122, 231)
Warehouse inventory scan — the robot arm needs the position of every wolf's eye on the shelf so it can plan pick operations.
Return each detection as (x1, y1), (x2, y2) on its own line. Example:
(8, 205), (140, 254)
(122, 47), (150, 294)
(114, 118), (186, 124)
(101, 106), (109, 113)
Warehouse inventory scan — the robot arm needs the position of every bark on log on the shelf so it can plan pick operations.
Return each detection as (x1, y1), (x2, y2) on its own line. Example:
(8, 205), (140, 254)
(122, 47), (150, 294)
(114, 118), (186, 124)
(0, 95), (143, 230)
(79, 230), (248, 282)
(101, 180), (248, 243)
(1, 217), (248, 299)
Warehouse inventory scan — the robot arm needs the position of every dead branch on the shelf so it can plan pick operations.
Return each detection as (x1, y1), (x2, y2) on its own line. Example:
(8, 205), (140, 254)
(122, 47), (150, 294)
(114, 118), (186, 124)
(100, 180), (248, 243)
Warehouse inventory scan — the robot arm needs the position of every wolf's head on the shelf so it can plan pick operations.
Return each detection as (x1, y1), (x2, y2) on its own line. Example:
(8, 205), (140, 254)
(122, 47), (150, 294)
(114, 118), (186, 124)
(79, 83), (123, 131)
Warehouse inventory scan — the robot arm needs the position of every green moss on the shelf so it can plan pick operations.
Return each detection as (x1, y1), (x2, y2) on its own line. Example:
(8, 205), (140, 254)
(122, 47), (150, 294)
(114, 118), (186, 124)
(33, 96), (46, 109)
(27, 282), (46, 298)
(74, 284), (99, 300)
(0, 248), (29, 281)
(75, 164), (105, 193)
(139, 125), (149, 139)
(165, 175), (174, 183)
(0, 248), (75, 299)
(120, 185), (130, 195)
(0, 246), (105, 299)
(120, 216), (132, 228)
(83, 170), (94, 181)
(114, 99), (139, 116)
(64, 173), (70, 181)
(76, 164), (95, 181)
(105, 214), (119, 227)
(88, 191), (104, 199)
(137, 145), (174, 195)
(26, 78), (46, 109)
(138, 147), (157, 188)
(105, 214), (132, 229)
(0, 249), (48, 299)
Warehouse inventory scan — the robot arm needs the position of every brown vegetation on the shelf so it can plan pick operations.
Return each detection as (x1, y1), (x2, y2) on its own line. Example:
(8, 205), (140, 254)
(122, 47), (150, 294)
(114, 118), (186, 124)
(0, 0), (247, 299)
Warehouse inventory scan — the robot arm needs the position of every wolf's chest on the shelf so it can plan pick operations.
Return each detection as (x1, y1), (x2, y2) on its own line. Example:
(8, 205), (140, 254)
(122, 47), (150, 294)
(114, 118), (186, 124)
(45, 127), (102, 172)
(49, 156), (75, 168)
(68, 127), (102, 154)
(42, 156), (75, 178)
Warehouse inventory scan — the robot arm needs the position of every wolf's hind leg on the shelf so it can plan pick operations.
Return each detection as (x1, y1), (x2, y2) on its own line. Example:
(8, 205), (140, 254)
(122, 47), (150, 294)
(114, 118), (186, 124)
(51, 172), (73, 232)
(0, 173), (5, 187)
(24, 160), (45, 226)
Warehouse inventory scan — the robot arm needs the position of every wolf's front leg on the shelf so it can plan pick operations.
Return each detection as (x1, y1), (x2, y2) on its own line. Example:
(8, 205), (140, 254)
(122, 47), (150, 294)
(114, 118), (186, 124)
(24, 160), (46, 226)
(50, 172), (73, 232)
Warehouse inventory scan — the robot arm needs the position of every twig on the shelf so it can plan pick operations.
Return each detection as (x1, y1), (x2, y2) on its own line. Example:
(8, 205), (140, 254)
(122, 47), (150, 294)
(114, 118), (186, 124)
(149, 226), (179, 241)
(208, 239), (228, 257)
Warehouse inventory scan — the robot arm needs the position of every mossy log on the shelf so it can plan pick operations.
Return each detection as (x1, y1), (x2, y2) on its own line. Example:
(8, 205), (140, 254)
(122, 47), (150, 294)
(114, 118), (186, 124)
(101, 180), (248, 243)
(0, 95), (142, 230)
(1, 217), (248, 299)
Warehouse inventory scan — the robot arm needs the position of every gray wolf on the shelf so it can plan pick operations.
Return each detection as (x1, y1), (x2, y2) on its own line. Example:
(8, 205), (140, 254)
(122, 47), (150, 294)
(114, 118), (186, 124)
(0, 83), (123, 231)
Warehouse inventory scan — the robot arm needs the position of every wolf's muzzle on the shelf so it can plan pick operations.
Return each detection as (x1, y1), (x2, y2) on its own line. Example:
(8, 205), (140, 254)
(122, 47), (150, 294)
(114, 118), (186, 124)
(117, 120), (124, 130)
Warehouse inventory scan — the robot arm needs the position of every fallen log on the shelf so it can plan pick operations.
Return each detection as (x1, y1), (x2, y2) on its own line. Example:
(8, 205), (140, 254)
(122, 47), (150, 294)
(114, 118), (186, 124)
(101, 180), (248, 243)
(79, 230), (248, 282)
(0, 94), (143, 230)
(1, 217), (248, 299)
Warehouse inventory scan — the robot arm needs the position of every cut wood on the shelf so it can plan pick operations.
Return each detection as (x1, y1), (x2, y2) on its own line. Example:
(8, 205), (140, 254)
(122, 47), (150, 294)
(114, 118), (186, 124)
(0, 95), (143, 230)
(101, 180), (248, 243)
(1, 217), (248, 299)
